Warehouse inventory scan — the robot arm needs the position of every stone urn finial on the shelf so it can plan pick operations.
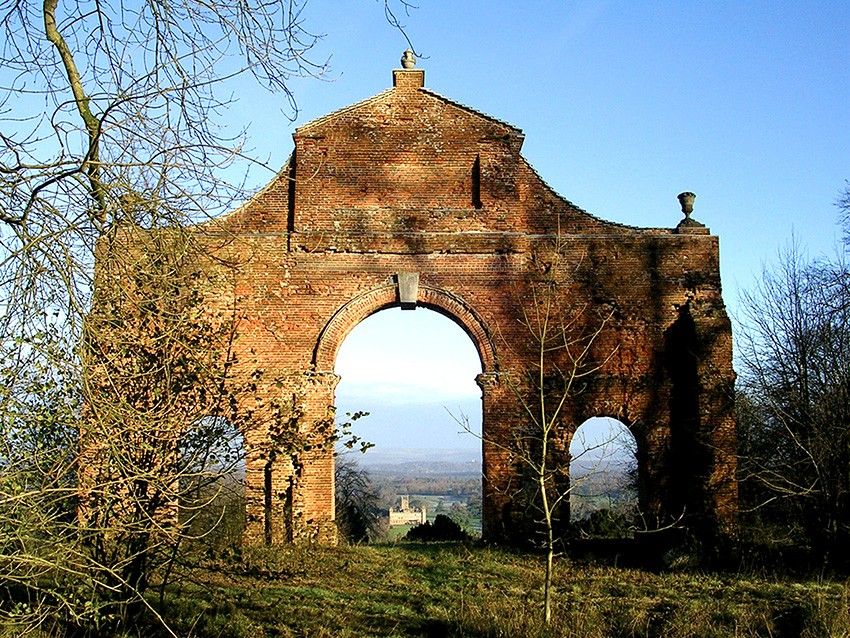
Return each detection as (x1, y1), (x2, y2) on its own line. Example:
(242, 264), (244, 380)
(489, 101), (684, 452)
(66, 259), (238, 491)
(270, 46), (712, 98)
(678, 191), (696, 219)
(675, 191), (707, 233)
(400, 49), (416, 69)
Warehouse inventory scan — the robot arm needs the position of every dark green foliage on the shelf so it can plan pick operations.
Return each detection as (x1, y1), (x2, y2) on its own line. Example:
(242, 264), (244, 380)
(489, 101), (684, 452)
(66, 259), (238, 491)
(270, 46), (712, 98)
(405, 514), (471, 542)
(335, 456), (381, 544)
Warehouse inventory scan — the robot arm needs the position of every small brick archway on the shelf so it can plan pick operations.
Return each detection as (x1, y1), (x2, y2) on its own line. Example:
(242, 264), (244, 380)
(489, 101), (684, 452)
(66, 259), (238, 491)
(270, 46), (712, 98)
(132, 61), (737, 547)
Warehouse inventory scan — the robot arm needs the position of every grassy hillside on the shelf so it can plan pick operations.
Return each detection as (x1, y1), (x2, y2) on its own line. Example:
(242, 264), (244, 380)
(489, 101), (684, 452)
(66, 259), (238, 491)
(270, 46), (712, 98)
(151, 544), (849, 638)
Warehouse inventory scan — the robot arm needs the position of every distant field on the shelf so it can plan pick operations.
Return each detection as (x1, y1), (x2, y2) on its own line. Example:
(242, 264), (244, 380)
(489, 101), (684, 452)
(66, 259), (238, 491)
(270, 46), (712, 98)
(384, 524), (412, 541)
(150, 544), (849, 638)
(381, 495), (481, 539)
(368, 464), (484, 538)
(409, 494), (481, 535)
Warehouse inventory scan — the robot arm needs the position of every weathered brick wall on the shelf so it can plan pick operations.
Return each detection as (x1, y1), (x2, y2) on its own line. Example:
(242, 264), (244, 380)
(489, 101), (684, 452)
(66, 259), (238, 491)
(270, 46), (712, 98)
(183, 66), (737, 546)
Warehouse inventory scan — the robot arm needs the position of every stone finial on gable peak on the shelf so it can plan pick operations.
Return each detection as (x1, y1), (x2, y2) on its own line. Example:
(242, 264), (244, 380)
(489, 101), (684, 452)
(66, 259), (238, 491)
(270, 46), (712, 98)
(393, 49), (424, 90)
(675, 191), (709, 234)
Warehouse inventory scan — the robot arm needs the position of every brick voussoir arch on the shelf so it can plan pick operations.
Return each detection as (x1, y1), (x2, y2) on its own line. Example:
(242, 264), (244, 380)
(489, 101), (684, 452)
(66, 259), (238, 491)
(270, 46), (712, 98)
(312, 284), (498, 373)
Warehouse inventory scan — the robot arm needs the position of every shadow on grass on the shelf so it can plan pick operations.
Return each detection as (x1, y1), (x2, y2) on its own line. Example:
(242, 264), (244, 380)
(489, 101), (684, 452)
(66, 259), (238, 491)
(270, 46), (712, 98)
(142, 542), (850, 638)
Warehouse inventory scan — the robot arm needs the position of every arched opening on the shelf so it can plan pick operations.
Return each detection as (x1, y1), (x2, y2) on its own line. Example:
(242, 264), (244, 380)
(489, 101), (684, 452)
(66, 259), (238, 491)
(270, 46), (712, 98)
(180, 416), (246, 550)
(569, 417), (638, 539)
(334, 306), (483, 542)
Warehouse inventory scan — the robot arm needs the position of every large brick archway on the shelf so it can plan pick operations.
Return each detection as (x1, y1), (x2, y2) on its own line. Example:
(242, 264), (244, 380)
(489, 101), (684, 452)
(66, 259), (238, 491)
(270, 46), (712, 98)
(313, 283), (497, 373)
(152, 62), (737, 546)
(315, 282), (502, 540)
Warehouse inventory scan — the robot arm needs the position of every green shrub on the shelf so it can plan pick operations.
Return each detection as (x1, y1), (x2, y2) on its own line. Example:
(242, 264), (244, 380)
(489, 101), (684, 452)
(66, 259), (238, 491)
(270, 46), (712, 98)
(404, 514), (471, 542)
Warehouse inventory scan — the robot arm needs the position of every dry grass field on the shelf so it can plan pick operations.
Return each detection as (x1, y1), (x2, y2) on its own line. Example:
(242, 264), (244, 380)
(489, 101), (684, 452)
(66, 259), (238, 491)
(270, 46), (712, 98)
(142, 543), (850, 638)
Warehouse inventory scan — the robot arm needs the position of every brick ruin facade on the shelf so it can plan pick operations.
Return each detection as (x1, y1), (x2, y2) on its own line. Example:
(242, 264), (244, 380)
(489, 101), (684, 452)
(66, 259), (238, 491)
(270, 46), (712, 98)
(120, 62), (737, 546)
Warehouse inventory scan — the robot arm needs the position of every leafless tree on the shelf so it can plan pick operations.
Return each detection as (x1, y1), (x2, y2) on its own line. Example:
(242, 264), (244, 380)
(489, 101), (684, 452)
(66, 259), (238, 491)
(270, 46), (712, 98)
(450, 237), (630, 625)
(737, 229), (850, 568)
(838, 182), (850, 248)
(0, 0), (328, 629)
(1, 0), (330, 341)
(0, 0), (416, 633)
(0, 228), (258, 633)
(498, 281), (616, 625)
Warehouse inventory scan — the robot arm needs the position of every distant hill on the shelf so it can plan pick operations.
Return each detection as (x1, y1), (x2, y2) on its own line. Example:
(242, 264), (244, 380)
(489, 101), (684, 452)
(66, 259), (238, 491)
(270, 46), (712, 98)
(349, 448), (480, 478)
(570, 453), (635, 480)
(344, 446), (633, 481)
(335, 398), (482, 453)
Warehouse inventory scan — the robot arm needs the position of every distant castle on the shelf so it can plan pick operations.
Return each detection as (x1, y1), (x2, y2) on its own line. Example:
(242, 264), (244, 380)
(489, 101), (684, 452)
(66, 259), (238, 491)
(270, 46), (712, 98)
(388, 495), (427, 527)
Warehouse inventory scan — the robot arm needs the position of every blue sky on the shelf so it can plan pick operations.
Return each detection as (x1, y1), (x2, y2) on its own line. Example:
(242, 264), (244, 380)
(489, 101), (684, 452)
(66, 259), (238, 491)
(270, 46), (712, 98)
(335, 308), (482, 456)
(247, 0), (849, 290)
(232, 2), (849, 455)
